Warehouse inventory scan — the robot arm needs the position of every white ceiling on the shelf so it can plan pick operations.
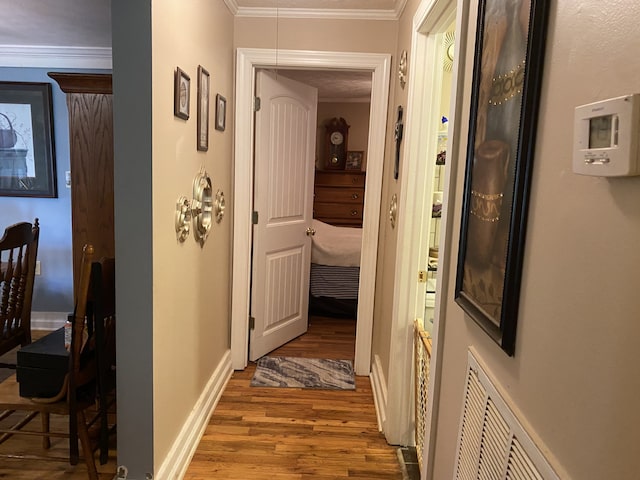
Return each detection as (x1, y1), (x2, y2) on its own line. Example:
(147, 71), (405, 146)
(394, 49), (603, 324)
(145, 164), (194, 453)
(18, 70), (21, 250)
(0, 0), (384, 100)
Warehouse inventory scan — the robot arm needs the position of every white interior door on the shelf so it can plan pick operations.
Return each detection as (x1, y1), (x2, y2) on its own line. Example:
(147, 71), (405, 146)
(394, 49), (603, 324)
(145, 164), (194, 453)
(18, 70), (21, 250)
(249, 70), (318, 361)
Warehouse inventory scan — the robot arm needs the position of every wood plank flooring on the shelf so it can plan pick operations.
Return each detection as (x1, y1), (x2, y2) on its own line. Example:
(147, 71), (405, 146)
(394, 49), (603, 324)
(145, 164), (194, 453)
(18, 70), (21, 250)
(0, 316), (402, 479)
(184, 316), (403, 480)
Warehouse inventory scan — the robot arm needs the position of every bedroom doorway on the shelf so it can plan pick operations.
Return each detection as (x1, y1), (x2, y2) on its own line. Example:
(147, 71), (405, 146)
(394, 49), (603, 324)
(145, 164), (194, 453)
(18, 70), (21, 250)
(231, 49), (391, 375)
(249, 70), (318, 361)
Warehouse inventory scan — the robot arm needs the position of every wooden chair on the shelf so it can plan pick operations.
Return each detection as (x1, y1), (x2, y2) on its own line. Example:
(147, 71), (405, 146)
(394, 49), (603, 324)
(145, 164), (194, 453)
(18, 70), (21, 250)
(0, 219), (40, 364)
(0, 244), (105, 479)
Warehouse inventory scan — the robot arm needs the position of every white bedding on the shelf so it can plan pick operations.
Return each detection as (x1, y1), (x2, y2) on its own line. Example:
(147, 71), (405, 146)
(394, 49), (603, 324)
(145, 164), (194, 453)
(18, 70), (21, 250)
(311, 219), (362, 267)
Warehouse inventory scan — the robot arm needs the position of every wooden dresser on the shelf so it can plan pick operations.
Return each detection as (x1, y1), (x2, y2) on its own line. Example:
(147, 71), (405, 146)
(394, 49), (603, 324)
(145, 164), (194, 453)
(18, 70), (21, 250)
(313, 170), (366, 227)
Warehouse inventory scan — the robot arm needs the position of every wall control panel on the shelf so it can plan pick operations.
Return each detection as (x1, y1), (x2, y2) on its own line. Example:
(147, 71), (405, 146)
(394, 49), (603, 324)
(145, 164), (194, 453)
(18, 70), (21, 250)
(573, 94), (640, 176)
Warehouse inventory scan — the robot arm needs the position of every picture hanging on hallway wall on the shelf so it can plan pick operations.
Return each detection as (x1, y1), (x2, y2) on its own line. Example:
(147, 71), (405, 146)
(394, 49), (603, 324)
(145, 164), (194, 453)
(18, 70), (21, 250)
(174, 67), (190, 120)
(215, 94), (226, 132)
(0, 82), (57, 198)
(454, 0), (549, 356)
(197, 65), (210, 151)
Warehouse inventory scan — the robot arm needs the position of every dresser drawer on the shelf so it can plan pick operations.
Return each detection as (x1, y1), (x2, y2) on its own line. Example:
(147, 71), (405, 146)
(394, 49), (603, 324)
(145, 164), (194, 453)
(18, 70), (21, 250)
(315, 171), (365, 187)
(314, 203), (363, 221)
(314, 186), (364, 204)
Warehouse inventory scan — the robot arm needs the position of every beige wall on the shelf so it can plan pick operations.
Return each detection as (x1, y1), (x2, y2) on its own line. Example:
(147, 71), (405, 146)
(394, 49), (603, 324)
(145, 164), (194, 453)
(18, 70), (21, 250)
(151, 0), (234, 471)
(432, 0), (640, 478)
(235, 15), (400, 381)
(316, 102), (370, 170)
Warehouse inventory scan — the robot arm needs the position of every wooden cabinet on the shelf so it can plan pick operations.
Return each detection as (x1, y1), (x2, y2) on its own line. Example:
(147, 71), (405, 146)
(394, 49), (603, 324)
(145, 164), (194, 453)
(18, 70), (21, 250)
(48, 73), (113, 297)
(313, 170), (365, 227)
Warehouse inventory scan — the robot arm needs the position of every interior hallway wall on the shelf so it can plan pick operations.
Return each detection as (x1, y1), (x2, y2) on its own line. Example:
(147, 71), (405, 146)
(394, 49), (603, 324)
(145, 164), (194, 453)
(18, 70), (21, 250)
(234, 15), (400, 386)
(112, 0), (234, 476)
(433, 1), (640, 478)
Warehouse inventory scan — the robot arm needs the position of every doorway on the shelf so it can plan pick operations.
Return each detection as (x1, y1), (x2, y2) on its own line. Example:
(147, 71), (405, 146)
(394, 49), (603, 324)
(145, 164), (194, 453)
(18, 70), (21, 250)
(383, 0), (465, 468)
(231, 49), (391, 375)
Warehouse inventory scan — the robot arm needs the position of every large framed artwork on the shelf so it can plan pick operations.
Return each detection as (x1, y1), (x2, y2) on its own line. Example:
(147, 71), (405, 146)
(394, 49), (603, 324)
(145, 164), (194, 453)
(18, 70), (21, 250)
(455, 0), (549, 355)
(0, 82), (57, 197)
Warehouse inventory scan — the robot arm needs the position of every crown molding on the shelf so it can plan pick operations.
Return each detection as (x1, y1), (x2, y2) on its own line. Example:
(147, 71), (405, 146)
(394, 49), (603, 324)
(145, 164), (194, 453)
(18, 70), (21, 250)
(0, 45), (112, 69)
(223, 0), (239, 15)
(235, 6), (400, 20)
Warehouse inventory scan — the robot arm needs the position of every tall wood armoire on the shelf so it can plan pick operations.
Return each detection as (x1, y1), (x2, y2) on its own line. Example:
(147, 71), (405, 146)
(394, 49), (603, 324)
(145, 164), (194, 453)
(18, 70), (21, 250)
(49, 73), (114, 297)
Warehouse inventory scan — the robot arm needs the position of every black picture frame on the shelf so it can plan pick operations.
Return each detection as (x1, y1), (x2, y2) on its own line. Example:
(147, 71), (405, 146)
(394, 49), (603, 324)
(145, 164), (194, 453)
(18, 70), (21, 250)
(0, 82), (57, 198)
(455, 0), (549, 355)
(215, 94), (226, 132)
(197, 65), (210, 151)
(174, 67), (190, 120)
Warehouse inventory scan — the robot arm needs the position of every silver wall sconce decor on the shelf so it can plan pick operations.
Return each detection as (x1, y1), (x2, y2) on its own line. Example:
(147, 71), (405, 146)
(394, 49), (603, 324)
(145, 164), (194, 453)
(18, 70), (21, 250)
(174, 168), (214, 245)
(389, 193), (398, 229)
(192, 168), (213, 244)
(398, 50), (408, 89)
(175, 195), (191, 242)
(214, 189), (226, 223)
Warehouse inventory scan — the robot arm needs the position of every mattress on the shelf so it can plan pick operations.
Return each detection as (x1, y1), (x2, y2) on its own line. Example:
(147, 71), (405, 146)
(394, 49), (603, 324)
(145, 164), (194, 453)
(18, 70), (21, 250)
(311, 219), (362, 267)
(309, 263), (360, 300)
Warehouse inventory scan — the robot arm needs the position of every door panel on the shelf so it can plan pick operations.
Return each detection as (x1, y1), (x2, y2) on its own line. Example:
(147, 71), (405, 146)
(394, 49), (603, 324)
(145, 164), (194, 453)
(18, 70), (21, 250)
(250, 71), (318, 361)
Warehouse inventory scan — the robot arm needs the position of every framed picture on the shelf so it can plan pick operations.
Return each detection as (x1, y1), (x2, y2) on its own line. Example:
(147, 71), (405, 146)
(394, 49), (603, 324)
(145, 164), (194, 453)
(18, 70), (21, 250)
(174, 67), (190, 120)
(215, 94), (226, 132)
(345, 151), (364, 171)
(197, 65), (210, 151)
(454, 0), (549, 355)
(0, 82), (57, 198)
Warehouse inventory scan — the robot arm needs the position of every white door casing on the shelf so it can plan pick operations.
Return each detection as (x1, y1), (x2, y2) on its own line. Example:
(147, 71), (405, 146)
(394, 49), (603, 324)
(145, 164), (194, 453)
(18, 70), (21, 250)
(249, 70), (317, 361)
(231, 49), (391, 375)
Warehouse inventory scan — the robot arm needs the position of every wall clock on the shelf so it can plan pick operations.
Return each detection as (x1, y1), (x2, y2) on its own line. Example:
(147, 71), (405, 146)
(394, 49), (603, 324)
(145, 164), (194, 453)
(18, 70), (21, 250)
(325, 117), (350, 169)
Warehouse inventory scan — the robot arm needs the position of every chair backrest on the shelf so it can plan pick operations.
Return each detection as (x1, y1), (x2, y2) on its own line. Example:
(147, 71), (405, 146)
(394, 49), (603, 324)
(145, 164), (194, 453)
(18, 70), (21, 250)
(0, 218), (40, 356)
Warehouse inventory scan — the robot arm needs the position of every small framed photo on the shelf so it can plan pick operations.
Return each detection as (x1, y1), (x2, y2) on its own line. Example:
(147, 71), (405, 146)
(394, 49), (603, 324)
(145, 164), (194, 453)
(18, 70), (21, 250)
(174, 67), (190, 120)
(197, 65), (210, 151)
(215, 94), (226, 132)
(345, 151), (364, 171)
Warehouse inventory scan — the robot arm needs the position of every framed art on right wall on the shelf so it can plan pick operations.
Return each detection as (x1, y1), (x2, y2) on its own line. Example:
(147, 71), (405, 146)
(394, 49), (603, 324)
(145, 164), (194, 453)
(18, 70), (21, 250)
(455, 0), (550, 356)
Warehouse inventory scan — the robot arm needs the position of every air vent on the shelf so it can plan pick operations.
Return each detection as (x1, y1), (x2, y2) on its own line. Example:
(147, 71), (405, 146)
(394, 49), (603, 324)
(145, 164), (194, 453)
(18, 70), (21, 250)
(454, 350), (559, 480)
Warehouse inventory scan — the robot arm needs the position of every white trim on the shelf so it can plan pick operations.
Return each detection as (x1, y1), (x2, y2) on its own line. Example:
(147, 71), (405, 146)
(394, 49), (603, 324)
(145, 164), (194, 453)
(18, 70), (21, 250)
(370, 354), (388, 432)
(0, 45), (112, 69)
(30, 312), (69, 331)
(385, 0), (461, 450)
(231, 48), (390, 376)
(155, 350), (233, 480)
(223, 0), (239, 15)
(234, 4), (406, 21)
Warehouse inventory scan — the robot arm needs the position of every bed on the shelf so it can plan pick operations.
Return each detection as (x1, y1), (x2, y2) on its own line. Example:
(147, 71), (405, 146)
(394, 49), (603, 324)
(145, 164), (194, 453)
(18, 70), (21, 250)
(309, 219), (362, 318)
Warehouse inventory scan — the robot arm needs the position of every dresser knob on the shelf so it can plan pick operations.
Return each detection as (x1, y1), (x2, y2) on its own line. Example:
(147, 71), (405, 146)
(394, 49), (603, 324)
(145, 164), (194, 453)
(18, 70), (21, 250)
(350, 210), (358, 216)
(351, 193), (359, 200)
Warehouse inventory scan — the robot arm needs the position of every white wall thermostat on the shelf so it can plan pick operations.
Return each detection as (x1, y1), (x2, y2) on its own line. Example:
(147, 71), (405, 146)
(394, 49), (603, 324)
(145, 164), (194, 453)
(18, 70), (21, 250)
(573, 93), (640, 176)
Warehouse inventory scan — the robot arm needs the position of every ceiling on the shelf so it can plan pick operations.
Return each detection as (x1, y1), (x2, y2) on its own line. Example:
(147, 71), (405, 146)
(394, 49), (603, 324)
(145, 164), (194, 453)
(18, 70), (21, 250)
(0, 0), (389, 101)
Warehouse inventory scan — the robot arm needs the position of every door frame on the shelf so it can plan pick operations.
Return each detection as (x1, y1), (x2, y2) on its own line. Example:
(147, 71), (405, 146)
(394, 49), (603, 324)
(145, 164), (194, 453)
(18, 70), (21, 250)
(384, 0), (467, 457)
(231, 48), (391, 374)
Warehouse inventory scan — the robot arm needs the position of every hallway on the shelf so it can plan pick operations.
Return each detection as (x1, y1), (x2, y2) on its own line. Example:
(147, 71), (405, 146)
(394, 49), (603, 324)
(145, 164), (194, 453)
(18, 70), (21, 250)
(184, 316), (403, 479)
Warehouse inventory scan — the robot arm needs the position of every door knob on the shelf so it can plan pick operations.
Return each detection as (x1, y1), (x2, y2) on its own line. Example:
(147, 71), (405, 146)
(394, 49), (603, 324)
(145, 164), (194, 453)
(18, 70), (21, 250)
(306, 227), (316, 236)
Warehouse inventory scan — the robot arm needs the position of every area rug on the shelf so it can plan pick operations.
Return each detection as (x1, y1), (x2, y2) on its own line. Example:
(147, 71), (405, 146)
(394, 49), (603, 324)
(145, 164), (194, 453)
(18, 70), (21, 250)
(251, 356), (355, 390)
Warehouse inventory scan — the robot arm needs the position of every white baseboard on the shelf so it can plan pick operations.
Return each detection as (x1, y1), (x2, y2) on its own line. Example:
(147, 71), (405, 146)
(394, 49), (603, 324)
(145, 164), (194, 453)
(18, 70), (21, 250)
(155, 350), (233, 480)
(31, 312), (69, 331)
(370, 354), (388, 433)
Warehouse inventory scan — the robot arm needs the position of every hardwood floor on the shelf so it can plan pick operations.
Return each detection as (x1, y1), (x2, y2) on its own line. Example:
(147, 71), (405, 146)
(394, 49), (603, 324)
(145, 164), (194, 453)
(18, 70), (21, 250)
(184, 316), (403, 479)
(0, 317), (402, 479)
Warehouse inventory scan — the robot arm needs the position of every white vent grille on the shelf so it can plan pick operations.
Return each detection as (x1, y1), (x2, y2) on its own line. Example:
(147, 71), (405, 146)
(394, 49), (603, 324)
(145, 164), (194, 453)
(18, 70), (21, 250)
(454, 350), (559, 480)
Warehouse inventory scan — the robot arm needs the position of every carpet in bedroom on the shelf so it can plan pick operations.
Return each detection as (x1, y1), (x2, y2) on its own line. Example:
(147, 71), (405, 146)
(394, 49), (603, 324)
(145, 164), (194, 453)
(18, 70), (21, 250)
(250, 356), (355, 390)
